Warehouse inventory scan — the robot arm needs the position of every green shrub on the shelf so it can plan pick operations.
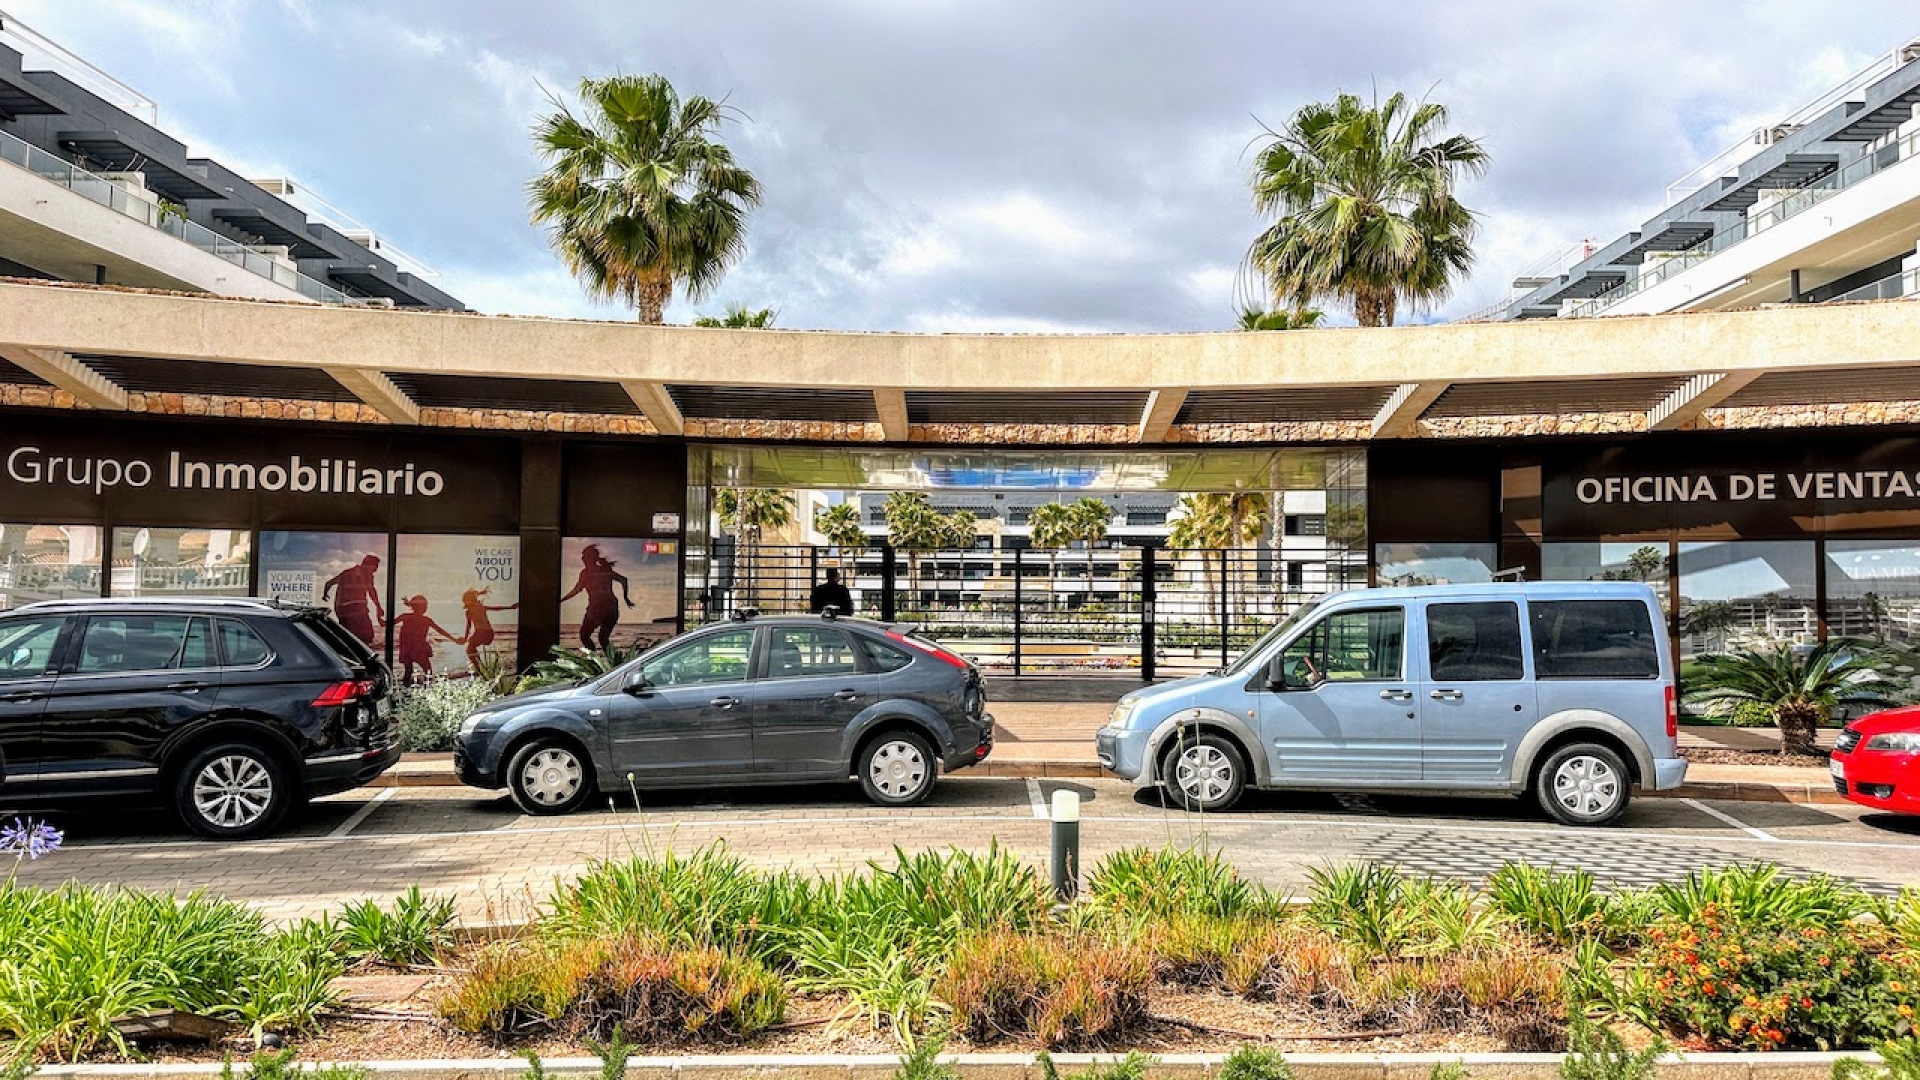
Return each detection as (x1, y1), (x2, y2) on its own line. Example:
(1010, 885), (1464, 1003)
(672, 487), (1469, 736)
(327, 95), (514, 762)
(1727, 700), (1777, 728)
(338, 886), (457, 965)
(1303, 865), (1501, 956)
(1037, 1051), (1154, 1080)
(438, 935), (786, 1043)
(939, 932), (1152, 1048)
(1641, 908), (1917, 1049)
(893, 1033), (961, 1080)
(1833, 1038), (1920, 1080)
(1089, 846), (1272, 921)
(1650, 865), (1874, 930)
(1559, 1015), (1664, 1080)
(0, 885), (340, 1060)
(1219, 1046), (1294, 1080)
(395, 677), (500, 752)
(224, 1049), (367, 1080)
(543, 844), (821, 960)
(517, 645), (642, 694)
(1488, 864), (1606, 946)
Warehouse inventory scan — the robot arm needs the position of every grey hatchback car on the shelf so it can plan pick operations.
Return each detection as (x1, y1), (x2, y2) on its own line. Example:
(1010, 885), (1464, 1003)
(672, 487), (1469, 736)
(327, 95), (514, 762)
(455, 614), (994, 813)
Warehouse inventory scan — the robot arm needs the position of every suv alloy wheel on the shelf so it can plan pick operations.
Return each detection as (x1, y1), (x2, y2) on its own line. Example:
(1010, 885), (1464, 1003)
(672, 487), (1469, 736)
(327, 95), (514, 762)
(175, 742), (293, 840)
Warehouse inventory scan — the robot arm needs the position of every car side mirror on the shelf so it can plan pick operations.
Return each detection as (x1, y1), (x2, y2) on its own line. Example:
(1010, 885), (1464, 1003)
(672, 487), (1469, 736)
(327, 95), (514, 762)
(622, 670), (653, 695)
(1270, 656), (1320, 691)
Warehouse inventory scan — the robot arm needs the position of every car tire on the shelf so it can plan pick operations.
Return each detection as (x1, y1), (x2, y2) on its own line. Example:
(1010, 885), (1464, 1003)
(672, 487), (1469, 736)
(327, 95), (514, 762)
(1535, 742), (1632, 826)
(507, 738), (594, 816)
(858, 730), (937, 807)
(174, 741), (294, 840)
(1161, 732), (1247, 813)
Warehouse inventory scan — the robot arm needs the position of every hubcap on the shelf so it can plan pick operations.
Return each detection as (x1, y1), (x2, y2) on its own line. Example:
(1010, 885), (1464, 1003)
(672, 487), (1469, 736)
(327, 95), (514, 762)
(193, 754), (274, 829)
(869, 740), (927, 798)
(1552, 755), (1621, 817)
(1175, 744), (1233, 803)
(520, 747), (583, 805)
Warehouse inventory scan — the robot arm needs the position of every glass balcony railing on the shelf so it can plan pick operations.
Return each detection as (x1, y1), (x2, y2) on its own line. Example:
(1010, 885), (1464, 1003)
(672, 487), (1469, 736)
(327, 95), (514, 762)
(1569, 127), (1920, 318)
(1830, 267), (1920, 304)
(0, 128), (354, 305)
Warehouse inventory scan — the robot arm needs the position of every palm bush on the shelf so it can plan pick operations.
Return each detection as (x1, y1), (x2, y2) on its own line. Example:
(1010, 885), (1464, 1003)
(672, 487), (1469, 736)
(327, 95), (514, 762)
(1685, 639), (1898, 755)
(517, 644), (643, 694)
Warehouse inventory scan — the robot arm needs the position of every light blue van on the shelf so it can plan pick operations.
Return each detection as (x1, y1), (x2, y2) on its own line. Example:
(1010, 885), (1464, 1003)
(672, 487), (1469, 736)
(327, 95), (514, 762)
(1097, 581), (1685, 825)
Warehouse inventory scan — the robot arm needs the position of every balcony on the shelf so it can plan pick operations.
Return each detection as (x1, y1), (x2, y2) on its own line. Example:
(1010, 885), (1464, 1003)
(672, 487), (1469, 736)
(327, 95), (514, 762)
(1570, 127), (1920, 318)
(0, 128), (352, 304)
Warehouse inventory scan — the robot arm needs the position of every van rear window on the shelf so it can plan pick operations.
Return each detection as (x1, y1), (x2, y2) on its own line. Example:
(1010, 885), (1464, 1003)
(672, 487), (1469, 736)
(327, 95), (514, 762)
(1529, 600), (1659, 679)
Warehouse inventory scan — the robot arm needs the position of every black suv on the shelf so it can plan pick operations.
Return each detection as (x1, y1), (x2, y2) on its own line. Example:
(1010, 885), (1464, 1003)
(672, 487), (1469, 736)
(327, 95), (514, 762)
(0, 598), (399, 839)
(456, 614), (993, 814)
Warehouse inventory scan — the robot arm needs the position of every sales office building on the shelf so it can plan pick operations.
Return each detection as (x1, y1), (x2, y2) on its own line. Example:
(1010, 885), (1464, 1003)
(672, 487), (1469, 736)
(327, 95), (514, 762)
(7, 279), (1920, 682)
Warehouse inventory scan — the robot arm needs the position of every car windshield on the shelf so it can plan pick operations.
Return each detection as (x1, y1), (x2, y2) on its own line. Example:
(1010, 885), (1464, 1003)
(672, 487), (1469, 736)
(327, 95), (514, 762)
(1220, 598), (1321, 677)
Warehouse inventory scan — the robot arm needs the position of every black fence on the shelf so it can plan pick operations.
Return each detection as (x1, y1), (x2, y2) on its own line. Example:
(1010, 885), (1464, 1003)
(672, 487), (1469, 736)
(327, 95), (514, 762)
(693, 543), (1358, 680)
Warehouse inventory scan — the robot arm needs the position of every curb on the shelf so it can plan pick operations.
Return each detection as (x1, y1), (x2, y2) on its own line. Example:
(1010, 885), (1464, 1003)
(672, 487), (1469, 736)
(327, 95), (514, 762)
(369, 757), (1840, 804)
(25, 1051), (1883, 1080)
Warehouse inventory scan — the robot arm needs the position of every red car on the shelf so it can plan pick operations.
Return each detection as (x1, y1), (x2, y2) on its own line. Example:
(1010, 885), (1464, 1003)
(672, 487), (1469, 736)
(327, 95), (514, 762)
(1831, 706), (1920, 815)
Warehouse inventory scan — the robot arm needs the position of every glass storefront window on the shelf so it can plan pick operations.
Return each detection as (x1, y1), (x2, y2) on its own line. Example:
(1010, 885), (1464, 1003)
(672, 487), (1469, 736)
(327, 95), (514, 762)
(1373, 543), (1497, 586)
(1541, 541), (1671, 613)
(0, 524), (102, 608)
(110, 527), (251, 599)
(1676, 541), (1816, 659)
(1825, 539), (1920, 649)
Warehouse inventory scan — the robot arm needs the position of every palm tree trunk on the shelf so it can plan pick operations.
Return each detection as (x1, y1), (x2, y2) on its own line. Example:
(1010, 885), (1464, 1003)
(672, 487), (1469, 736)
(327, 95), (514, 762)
(1775, 700), (1822, 756)
(637, 278), (670, 324)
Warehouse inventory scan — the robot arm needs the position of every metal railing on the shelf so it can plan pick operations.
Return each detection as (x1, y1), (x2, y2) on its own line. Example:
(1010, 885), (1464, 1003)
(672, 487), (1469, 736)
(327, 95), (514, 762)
(1830, 267), (1920, 304)
(1571, 127), (1920, 319)
(692, 543), (1361, 679)
(0, 127), (354, 304)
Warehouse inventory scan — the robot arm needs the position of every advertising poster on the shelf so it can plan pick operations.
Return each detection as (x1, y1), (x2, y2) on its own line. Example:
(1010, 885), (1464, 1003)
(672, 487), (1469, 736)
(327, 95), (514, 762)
(0, 523), (102, 609)
(257, 531), (391, 652)
(560, 537), (680, 652)
(393, 534), (520, 683)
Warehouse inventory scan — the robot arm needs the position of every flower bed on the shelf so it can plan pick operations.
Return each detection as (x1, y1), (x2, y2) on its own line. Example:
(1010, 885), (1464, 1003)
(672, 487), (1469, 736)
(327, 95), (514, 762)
(0, 837), (1916, 1066)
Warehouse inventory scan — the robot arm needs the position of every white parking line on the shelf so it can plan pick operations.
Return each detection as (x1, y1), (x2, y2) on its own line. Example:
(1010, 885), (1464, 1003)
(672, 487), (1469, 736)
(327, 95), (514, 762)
(327, 788), (397, 839)
(1682, 797), (1778, 842)
(1026, 778), (1049, 819)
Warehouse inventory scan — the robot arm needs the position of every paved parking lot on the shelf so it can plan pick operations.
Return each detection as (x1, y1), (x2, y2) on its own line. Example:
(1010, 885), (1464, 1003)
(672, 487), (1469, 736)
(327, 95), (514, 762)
(11, 777), (1919, 922)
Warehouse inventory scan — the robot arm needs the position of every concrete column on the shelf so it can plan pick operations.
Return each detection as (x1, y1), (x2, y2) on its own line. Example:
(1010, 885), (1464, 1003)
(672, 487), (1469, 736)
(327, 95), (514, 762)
(517, 440), (564, 671)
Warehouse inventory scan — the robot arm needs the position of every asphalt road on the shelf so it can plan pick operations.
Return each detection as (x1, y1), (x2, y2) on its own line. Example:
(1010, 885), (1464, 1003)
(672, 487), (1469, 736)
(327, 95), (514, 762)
(11, 777), (1919, 922)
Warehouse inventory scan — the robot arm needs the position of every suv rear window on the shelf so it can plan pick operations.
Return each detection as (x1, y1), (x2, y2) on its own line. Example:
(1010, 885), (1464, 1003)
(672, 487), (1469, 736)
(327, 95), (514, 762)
(300, 612), (377, 664)
(1530, 600), (1659, 679)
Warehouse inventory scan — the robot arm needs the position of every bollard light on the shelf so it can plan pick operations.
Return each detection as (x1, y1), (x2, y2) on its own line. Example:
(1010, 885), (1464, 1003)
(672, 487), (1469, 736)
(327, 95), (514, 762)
(1049, 789), (1081, 903)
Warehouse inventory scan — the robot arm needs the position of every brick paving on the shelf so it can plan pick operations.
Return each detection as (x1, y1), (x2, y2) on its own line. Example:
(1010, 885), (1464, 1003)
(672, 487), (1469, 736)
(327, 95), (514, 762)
(14, 776), (1919, 925)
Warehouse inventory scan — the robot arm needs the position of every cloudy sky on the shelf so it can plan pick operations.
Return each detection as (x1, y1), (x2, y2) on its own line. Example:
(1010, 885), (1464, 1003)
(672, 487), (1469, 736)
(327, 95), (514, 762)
(9, 0), (1914, 330)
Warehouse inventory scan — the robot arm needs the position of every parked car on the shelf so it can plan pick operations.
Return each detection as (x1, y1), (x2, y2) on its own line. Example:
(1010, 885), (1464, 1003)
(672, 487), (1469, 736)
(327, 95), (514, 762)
(1098, 581), (1685, 825)
(0, 597), (399, 839)
(455, 614), (994, 813)
(1831, 706), (1920, 815)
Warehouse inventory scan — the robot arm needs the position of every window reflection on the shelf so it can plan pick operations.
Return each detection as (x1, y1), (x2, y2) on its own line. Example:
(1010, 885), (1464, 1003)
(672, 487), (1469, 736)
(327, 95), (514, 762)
(1676, 541), (1816, 659)
(1541, 542), (1671, 613)
(1374, 543), (1497, 586)
(1825, 540), (1920, 649)
(109, 528), (251, 599)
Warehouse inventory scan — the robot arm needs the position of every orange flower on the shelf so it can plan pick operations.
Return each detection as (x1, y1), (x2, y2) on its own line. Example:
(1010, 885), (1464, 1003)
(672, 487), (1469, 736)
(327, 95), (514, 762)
(1799, 997), (1813, 1009)
(1891, 981), (1906, 993)
(1704, 981), (1717, 994)
(1743, 996), (1759, 1008)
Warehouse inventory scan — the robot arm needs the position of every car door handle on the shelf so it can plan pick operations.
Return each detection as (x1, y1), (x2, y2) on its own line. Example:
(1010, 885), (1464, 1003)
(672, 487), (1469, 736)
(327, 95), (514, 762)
(1430, 689), (1464, 700)
(1378, 689), (1414, 701)
(167, 681), (210, 693)
(833, 689), (859, 701)
(0, 690), (39, 703)
(710, 696), (739, 709)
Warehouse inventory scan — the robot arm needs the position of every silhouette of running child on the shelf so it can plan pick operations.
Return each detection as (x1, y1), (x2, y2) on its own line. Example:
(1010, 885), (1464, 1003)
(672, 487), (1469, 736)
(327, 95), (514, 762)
(386, 595), (458, 684)
(461, 587), (519, 669)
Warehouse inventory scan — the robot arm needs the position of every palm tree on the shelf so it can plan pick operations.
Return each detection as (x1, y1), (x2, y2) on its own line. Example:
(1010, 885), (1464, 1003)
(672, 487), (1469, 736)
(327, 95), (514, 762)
(1248, 91), (1488, 327)
(693, 304), (777, 328)
(883, 491), (944, 608)
(813, 501), (866, 551)
(529, 74), (762, 324)
(1236, 306), (1324, 331)
(1169, 491), (1271, 633)
(715, 487), (793, 608)
(1685, 640), (1898, 756)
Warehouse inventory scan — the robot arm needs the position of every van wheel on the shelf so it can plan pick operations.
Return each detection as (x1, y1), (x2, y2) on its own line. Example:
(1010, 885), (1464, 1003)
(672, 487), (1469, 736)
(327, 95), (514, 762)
(1162, 733), (1247, 813)
(859, 731), (937, 806)
(1536, 743), (1631, 826)
(507, 738), (594, 816)
(175, 742), (293, 840)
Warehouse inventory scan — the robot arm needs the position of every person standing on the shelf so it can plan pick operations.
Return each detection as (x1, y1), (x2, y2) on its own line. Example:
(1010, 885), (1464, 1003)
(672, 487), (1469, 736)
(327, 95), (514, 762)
(322, 554), (385, 648)
(561, 544), (634, 650)
(809, 568), (854, 615)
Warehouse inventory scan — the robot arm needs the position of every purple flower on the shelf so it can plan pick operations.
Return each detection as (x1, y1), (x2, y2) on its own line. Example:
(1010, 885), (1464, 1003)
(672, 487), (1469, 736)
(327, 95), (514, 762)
(0, 817), (62, 861)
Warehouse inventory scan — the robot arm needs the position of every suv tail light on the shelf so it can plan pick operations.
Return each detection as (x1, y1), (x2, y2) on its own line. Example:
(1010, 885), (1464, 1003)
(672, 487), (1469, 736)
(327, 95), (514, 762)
(313, 679), (376, 707)
(887, 631), (971, 671)
(1664, 685), (1678, 740)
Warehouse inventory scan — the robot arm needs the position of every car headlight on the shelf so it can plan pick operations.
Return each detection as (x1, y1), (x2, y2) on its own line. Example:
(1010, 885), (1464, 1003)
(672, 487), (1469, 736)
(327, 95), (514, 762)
(1864, 731), (1920, 753)
(1107, 699), (1139, 731)
(459, 711), (493, 738)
